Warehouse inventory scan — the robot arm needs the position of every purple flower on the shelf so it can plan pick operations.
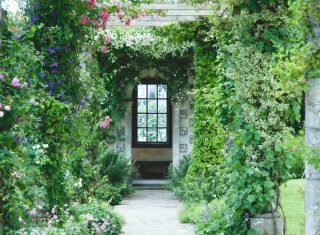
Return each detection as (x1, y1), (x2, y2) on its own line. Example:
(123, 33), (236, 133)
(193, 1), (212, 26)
(49, 62), (58, 68)
(49, 82), (56, 88)
(0, 74), (5, 80)
(31, 15), (39, 21)
(11, 77), (21, 87)
(16, 137), (23, 143)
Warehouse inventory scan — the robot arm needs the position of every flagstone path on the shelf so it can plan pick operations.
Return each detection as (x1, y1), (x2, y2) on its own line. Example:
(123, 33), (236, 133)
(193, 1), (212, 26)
(114, 189), (195, 235)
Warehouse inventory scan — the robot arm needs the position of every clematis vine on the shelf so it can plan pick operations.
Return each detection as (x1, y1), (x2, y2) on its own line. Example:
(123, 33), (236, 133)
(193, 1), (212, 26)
(100, 115), (111, 129)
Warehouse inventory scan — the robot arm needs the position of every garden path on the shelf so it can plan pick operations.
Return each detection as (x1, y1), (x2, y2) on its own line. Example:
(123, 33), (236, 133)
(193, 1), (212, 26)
(114, 190), (195, 235)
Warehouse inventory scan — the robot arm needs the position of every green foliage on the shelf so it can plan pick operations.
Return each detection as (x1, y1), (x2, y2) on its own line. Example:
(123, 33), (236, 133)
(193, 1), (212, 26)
(284, 135), (306, 179)
(179, 202), (207, 224)
(187, 42), (225, 175)
(98, 149), (131, 185)
(168, 155), (226, 202)
(72, 203), (123, 235)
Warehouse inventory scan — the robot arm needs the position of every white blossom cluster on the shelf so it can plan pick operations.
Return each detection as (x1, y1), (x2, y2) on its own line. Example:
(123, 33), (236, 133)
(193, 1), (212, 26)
(94, 28), (194, 59)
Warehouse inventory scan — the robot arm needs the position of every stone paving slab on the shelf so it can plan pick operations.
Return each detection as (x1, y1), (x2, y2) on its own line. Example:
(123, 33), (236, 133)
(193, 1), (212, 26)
(114, 190), (195, 235)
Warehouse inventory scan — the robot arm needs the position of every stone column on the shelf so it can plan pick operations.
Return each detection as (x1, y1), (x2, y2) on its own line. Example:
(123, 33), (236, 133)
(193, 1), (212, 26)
(305, 2), (320, 234)
(125, 101), (133, 162)
(172, 101), (180, 167)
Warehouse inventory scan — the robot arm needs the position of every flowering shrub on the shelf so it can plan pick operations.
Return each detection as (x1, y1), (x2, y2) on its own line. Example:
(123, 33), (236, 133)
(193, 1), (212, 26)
(73, 203), (123, 235)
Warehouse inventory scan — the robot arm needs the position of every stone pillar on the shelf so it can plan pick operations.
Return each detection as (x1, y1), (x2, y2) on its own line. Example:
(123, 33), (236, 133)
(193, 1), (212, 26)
(305, 2), (320, 234)
(172, 101), (180, 167)
(305, 79), (320, 235)
(125, 101), (133, 162)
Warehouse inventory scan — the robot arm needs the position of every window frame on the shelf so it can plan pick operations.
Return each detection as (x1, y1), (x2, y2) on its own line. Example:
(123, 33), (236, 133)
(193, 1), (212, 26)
(132, 78), (172, 148)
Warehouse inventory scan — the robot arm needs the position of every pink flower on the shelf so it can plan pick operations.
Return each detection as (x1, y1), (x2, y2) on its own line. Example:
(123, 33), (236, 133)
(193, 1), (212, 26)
(100, 46), (108, 53)
(4, 105), (10, 111)
(90, 19), (99, 29)
(116, 7), (121, 14)
(80, 15), (89, 25)
(98, 11), (109, 20)
(86, 0), (96, 8)
(100, 115), (111, 128)
(0, 103), (2, 110)
(0, 74), (4, 79)
(11, 77), (21, 87)
(102, 35), (110, 45)
(100, 122), (109, 128)
(125, 20), (131, 26)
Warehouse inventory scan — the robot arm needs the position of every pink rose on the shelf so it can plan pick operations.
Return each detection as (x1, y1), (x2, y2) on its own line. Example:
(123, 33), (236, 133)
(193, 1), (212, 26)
(98, 11), (109, 20)
(86, 0), (96, 8)
(0, 103), (2, 110)
(80, 15), (89, 25)
(125, 20), (131, 26)
(90, 19), (99, 29)
(105, 116), (111, 121)
(100, 46), (108, 53)
(102, 35), (110, 45)
(100, 122), (108, 129)
(11, 77), (21, 87)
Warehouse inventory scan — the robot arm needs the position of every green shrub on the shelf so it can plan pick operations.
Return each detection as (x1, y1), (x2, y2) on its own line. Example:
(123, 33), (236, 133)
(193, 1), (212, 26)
(98, 149), (131, 185)
(195, 200), (227, 235)
(284, 135), (306, 179)
(71, 203), (123, 235)
(179, 202), (205, 224)
(167, 155), (190, 190)
(168, 156), (226, 202)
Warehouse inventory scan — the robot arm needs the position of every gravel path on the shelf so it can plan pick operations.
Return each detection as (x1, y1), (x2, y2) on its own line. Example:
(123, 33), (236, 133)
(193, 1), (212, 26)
(114, 190), (195, 235)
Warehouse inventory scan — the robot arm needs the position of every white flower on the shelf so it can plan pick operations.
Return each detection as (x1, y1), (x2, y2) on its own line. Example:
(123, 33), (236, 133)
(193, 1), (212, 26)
(0, 111), (4, 117)
(29, 97), (36, 105)
(42, 144), (49, 149)
(4, 105), (10, 111)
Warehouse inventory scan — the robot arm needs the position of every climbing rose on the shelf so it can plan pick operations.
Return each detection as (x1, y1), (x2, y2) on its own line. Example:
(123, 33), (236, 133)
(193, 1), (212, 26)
(80, 15), (89, 25)
(102, 35), (110, 45)
(0, 111), (4, 117)
(98, 11), (109, 20)
(100, 46), (108, 53)
(100, 122), (108, 128)
(4, 105), (10, 111)
(11, 77), (21, 87)
(90, 19), (99, 29)
(100, 115), (111, 128)
(86, 0), (96, 8)
(125, 20), (131, 26)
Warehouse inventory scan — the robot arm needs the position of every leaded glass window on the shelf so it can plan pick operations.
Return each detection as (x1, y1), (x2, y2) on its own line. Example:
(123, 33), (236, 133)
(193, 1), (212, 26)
(133, 82), (171, 147)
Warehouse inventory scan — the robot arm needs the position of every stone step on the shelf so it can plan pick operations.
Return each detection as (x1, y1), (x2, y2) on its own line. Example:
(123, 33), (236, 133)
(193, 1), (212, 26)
(132, 179), (168, 190)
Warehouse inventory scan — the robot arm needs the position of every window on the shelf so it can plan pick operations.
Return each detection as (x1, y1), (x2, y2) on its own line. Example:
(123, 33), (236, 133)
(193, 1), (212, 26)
(132, 81), (172, 148)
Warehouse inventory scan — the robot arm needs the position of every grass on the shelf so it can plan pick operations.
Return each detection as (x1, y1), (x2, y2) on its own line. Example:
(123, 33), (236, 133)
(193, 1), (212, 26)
(179, 179), (305, 235)
(280, 179), (305, 235)
(179, 202), (204, 224)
